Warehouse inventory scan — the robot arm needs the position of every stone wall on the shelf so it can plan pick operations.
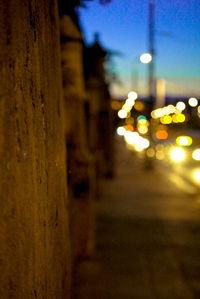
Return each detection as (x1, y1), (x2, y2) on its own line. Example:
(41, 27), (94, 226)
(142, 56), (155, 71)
(0, 1), (71, 298)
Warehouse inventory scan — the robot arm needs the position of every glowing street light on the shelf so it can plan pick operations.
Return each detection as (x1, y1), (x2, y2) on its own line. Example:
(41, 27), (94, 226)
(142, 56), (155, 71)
(140, 53), (152, 64)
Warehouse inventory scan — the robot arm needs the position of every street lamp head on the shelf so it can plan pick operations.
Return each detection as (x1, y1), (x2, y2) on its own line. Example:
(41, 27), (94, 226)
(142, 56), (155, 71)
(140, 53), (152, 64)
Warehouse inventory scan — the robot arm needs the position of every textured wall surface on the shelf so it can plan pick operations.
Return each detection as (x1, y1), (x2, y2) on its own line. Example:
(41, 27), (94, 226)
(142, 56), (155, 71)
(0, 0), (71, 298)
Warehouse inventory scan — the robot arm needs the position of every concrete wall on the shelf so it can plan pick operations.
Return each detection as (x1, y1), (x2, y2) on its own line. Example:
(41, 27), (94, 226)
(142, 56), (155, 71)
(0, 1), (71, 298)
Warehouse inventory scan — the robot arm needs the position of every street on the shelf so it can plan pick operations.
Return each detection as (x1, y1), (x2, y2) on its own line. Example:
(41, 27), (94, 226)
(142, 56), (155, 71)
(74, 137), (200, 298)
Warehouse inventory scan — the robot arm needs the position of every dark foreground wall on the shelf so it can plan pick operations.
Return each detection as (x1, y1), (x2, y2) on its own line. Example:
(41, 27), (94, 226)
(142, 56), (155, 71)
(0, 1), (71, 298)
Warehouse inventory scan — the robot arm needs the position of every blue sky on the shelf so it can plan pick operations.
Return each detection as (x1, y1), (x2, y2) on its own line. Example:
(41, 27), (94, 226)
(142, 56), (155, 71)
(78, 0), (200, 98)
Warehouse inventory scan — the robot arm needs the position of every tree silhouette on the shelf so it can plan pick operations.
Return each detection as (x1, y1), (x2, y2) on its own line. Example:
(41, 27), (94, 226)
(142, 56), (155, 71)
(58, 0), (111, 16)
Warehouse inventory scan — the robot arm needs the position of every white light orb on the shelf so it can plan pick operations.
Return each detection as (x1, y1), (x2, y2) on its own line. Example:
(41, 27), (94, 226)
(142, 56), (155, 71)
(128, 91), (138, 100)
(140, 53), (152, 64)
(124, 131), (139, 145)
(126, 98), (135, 107)
(193, 169), (200, 183)
(176, 101), (186, 111)
(192, 149), (200, 161)
(170, 147), (186, 162)
(188, 97), (198, 107)
(118, 109), (127, 119)
(116, 127), (126, 136)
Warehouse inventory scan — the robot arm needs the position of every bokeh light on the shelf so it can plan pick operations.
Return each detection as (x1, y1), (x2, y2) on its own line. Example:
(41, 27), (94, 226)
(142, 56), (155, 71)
(160, 115), (172, 124)
(125, 117), (134, 125)
(156, 151), (165, 160)
(176, 113), (186, 123)
(170, 147), (186, 162)
(116, 126), (126, 136)
(155, 144), (164, 151)
(146, 148), (155, 158)
(176, 101), (186, 111)
(188, 97), (198, 107)
(192, 149), (200, 161)
(124, 131), (139, 145)
(138, 125), (148, 134)
(111, 100), (122, 110)
(176, 136), (192, 146)
(156, 130), (168, 140)
(125, 124), (134, 132)
(140, 53), (152, 64)
(192, 169), (200, 183)
(134, 101), (145, 111)
(118, 109), (127, 119)
(125, 98), (135, 107)
(128, 91), (138, 100)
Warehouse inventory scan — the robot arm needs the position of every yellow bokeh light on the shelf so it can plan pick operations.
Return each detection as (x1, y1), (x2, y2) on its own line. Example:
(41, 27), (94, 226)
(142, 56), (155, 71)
(176, 113), (185, 123)
(176, 136), (192, 146)
(151, 110), (157, 119)
(111, 100), (122, 110)
(168, 105), (175, 114)
(170, 147), (186, 162)
(160, 115), (172, 124)
(122, 104), (132, 112)
(138, 125), (148, 134)
(125, 98), (135, 107)
(125, 117), (134, 125)
(156, 151), (165, 160)
(192, 169), (200, 183)
(146, 148), (155, 158)
(155, 144), (164, 151)
(138, 118), (148, 125)
(134, 101), (145, 111)
(172, 114), (178, 123)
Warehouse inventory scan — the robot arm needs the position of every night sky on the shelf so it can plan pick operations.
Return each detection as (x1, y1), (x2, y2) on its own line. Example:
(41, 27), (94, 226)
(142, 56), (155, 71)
(79, 0), (200, 99)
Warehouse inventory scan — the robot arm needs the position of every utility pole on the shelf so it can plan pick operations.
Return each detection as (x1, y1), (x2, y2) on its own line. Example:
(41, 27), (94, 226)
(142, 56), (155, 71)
(148, 0), (155, 111)
(144, 0), (156, 169)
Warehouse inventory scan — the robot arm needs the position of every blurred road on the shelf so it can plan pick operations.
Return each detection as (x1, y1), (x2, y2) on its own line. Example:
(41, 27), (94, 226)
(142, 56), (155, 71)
(73, 136), (200, 299)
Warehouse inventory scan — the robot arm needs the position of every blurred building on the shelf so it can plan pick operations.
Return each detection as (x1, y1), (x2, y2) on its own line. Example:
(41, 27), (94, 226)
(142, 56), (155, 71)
(60, 11), (95, 271)
(84, 35), (115, 181)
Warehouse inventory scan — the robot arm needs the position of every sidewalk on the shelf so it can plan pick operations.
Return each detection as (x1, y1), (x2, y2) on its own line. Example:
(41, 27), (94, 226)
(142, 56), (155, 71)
(73, 137), (200, 298)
